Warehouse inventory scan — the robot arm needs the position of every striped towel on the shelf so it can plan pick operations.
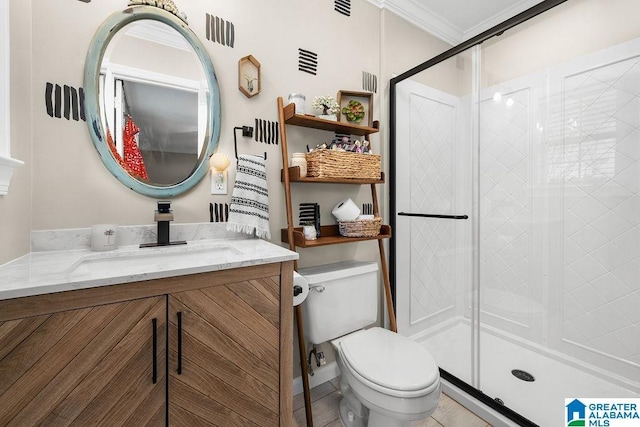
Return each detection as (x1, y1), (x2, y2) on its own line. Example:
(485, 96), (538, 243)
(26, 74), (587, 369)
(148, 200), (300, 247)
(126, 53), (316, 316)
(227, 155), (271, 239)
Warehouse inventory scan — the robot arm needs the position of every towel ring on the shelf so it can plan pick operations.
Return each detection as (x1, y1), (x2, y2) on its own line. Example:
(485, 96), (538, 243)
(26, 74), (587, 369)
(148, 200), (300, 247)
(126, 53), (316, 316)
(233, 126), (266, 161)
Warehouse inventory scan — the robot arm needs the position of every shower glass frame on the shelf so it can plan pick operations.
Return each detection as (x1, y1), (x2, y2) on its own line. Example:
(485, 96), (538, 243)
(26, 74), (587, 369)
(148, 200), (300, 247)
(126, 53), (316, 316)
(389, 0), (640, 424)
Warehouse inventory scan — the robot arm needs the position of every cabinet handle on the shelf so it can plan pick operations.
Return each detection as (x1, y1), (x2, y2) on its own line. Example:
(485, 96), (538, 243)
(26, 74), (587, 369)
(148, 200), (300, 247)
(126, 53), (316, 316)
(152, 318), (158, 384)
(176, 311), (183, 375)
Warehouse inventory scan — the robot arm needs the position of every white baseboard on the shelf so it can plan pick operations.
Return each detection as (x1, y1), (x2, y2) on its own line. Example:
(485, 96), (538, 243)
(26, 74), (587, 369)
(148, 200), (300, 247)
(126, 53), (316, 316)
(293, 361), (340, 396)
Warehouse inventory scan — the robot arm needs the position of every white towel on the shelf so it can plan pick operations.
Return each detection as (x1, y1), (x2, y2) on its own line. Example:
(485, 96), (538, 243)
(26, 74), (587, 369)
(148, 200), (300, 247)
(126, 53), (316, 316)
(227, 155), (271, 239)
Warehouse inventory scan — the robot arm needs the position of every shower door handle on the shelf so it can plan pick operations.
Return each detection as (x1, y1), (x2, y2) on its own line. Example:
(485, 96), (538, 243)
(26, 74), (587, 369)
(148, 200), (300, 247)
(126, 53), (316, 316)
(398, 212), (468, 220)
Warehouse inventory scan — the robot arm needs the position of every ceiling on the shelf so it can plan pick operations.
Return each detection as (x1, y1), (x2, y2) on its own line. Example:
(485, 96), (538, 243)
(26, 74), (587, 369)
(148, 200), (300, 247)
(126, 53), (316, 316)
(374, 0), (545, 45)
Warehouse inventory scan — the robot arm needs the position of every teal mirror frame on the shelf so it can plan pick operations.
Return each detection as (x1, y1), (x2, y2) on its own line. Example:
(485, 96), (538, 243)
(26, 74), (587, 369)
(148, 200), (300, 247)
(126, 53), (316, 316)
(84, 5), (221, 198)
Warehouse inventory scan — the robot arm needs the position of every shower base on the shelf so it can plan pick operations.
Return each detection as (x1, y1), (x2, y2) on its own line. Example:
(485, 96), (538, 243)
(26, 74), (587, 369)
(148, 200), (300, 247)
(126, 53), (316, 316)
(412, 319), (639, 426)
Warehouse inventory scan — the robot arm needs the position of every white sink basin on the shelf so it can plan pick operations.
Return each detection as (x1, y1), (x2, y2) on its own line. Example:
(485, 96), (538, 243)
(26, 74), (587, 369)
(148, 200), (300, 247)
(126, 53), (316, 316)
(66, 243), (243, 277)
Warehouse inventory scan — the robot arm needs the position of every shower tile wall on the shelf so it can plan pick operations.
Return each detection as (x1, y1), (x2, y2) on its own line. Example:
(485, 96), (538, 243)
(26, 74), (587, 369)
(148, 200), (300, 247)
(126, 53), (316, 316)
(479, 46), (640, 379)
(394, 79), (470, 338)
(554, 53), (640, 376)
(397, 38), (640, 385)
(408, 92), (457, 324)
(479, 87), (537, 339)
(479, 43), (640, 380)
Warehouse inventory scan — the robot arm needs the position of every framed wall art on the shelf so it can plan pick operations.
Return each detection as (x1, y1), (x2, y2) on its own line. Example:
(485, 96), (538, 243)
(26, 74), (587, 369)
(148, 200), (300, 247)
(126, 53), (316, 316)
(238, 55), (261, 98)
(337, 90), (372, 127)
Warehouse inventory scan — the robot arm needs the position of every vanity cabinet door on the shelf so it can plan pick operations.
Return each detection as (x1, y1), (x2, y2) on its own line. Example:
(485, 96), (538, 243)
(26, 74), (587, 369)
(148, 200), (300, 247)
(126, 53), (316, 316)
(0, 296), (167, 426)
(168, 277), (282, 426)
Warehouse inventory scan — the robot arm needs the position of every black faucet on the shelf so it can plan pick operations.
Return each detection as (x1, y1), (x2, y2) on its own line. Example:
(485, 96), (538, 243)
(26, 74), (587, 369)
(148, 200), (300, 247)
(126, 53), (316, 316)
(140, 201), (186, 248)
(155, 201), (173, 245)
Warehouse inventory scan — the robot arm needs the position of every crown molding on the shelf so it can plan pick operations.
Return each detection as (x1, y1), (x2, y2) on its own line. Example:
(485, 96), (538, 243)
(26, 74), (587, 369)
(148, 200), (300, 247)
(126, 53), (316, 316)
(463, 0), (543, 40)
(367, 0), (545, 45)
(370, 0), (461, 45)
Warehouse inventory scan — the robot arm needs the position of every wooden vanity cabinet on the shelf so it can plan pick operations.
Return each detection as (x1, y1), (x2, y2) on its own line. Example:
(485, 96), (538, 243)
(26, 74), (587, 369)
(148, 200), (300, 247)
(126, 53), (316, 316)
(0, 295), (167, 426)
(168, 278), (282, 426)
(0, 261), (294, 427)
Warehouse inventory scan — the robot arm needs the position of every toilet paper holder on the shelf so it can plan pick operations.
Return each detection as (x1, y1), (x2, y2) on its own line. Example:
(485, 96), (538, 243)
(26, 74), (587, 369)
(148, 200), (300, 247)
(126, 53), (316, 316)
(293, 271), (311, 306)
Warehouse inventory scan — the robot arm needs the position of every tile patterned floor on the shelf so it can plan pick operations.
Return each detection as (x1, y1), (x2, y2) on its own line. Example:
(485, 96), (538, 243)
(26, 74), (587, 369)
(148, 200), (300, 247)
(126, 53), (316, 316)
(293, 380), (492, 426)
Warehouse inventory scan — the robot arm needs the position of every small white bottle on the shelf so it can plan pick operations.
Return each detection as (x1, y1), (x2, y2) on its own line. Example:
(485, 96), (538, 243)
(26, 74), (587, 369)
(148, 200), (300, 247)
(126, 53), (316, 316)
(291, 153), (307, 177)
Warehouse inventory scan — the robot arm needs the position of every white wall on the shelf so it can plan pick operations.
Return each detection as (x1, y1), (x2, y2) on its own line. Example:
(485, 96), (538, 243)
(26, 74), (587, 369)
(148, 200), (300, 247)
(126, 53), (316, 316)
(0, 0), (452, 266)
(481, 0), (640, 86)
(0, 0), (451, 381)
(1, 0), (378, 265)
(25, 0), (381, 236)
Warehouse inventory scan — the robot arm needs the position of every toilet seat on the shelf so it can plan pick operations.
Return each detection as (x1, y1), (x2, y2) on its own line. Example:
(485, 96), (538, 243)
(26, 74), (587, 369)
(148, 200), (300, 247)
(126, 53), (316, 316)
(339, 327), (439, 398)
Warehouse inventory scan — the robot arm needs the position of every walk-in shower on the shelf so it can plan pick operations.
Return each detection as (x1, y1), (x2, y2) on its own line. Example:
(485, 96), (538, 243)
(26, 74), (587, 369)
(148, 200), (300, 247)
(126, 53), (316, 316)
(390, 1), (640, 425)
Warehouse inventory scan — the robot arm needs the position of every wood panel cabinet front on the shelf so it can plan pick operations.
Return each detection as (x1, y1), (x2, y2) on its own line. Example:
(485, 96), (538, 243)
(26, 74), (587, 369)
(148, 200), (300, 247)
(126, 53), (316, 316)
(0, 261), (294, 426)
(0, 296), (166, 426)
(168, 276), (283, 426)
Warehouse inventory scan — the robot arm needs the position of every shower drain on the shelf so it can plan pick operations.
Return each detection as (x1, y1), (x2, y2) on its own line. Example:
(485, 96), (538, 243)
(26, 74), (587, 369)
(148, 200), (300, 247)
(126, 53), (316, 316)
(511, 369), (535, 382)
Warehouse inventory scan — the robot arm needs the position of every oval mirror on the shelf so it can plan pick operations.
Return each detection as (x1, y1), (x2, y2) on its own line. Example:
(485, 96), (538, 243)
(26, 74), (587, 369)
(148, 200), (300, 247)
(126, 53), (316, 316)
(84, 5), (221, 198)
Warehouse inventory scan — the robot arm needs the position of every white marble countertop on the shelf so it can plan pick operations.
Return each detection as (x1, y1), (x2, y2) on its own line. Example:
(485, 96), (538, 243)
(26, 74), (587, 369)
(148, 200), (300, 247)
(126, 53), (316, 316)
(0, 224), (298, 301)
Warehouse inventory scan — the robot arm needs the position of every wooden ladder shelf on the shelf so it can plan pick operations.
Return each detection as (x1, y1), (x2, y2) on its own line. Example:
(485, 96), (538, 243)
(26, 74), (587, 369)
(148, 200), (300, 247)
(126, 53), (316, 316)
(277, 96), (397, 427)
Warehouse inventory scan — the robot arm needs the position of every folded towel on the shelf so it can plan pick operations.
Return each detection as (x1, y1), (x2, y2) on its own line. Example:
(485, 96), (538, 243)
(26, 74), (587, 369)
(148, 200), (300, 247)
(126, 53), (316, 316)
(227, 155), (271, 239)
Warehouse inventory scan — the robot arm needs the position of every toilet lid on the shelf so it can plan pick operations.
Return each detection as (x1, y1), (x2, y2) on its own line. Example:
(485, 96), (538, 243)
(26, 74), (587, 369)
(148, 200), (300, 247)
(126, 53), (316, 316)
(340, 327), (439, 392)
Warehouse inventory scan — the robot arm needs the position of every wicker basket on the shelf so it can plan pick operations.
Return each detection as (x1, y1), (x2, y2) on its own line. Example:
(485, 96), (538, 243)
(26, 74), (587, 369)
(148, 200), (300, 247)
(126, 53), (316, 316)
(306, 150), (381, 180)
(338, 217), (383, 237)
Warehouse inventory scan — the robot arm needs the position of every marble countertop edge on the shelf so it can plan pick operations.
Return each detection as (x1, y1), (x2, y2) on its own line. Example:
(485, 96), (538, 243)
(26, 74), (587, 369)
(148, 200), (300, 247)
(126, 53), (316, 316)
(0, 228), (298, 301)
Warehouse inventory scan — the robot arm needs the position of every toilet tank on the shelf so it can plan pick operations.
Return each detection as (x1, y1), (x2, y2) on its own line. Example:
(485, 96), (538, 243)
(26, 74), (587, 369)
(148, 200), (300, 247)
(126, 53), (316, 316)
(299, 261), (378, 344)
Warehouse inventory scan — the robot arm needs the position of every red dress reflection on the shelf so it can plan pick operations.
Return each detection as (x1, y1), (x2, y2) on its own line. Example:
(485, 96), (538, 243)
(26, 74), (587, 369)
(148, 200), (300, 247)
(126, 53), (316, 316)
(122, 115), (149, 180)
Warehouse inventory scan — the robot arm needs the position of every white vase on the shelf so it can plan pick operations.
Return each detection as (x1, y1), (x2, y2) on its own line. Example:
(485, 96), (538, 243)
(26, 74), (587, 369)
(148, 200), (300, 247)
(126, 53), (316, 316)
(318, 114), (337, 121)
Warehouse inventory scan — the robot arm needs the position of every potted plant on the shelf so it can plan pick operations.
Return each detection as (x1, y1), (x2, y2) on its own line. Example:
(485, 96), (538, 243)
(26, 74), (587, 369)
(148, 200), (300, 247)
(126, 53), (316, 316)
(312, 95), (340, 121)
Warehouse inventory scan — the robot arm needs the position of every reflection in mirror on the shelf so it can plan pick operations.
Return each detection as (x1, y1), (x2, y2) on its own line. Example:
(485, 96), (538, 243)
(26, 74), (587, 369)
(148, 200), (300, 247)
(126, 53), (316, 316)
(123, 81), (199, 184)
(85, 6), (220, 198)
(101, 20), (206, 185)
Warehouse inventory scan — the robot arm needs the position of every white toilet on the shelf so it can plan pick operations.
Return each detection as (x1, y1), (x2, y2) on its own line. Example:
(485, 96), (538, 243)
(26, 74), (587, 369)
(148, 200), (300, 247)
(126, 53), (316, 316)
(299, 261), (441, 427)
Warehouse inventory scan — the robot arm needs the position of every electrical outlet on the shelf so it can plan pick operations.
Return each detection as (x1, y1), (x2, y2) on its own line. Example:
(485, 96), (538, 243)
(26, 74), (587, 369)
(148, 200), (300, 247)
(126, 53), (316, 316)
(210, 170), (227, 195)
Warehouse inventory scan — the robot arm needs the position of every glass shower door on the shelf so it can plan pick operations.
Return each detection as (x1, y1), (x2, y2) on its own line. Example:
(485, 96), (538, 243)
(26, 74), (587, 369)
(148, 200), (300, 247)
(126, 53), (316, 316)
(394, 51), (477, 386)
(393, 2), (640, 426)
(475, 3), (640, 423)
